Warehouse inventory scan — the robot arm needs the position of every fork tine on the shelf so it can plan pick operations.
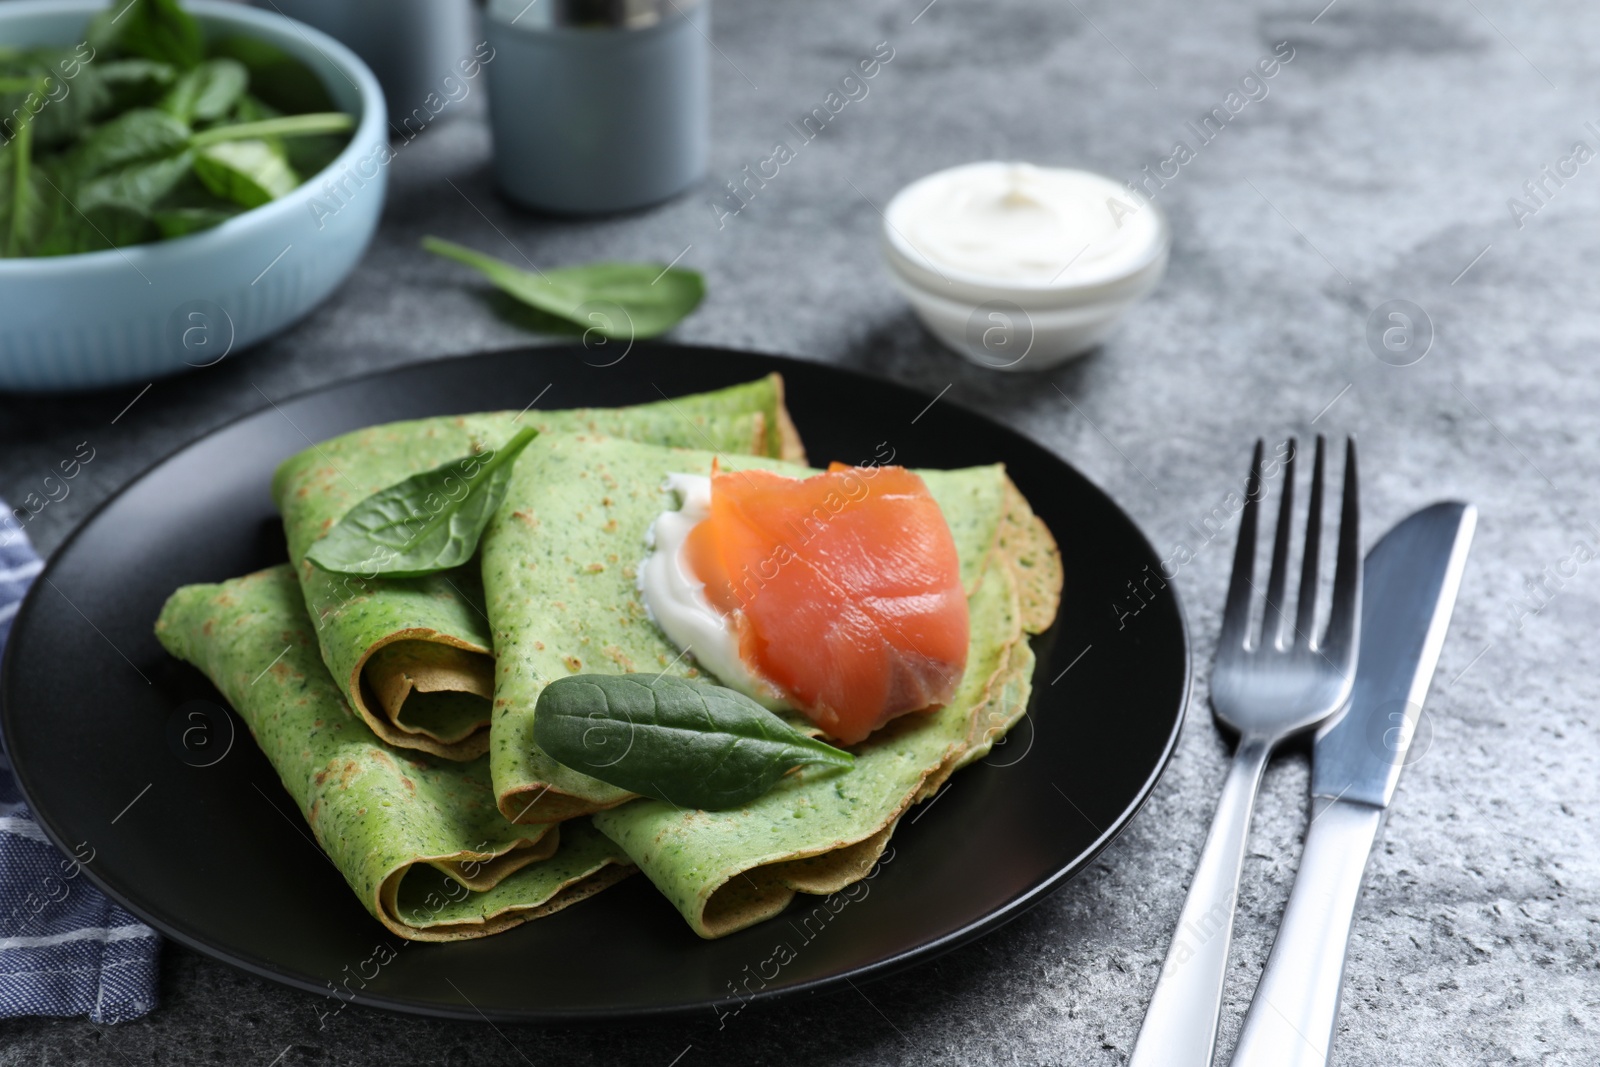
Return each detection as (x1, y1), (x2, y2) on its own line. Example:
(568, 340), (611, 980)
(1293, 435), (1326, 642)
(1261, 438), (1297, 648)
(1220, 440), (1265, 650)
(1322, 438), (1361, 662)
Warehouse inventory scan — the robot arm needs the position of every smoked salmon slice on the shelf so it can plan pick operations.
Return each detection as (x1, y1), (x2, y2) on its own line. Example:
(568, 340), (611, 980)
(685, 463), (970, 744)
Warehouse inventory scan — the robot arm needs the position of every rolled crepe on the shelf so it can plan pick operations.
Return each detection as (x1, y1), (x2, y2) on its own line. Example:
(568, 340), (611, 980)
(479, 433), (1063, 865)
(155, 566), (633, 941)
(271, 375), (805, 761)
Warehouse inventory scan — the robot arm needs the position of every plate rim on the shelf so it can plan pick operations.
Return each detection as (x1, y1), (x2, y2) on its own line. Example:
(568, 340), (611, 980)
(1, 342), (1191, 1022)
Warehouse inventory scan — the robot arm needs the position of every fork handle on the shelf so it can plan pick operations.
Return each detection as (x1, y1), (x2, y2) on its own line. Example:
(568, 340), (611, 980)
(1128, 735), (1271, 1067)
(1227, 796), (1384, 1067)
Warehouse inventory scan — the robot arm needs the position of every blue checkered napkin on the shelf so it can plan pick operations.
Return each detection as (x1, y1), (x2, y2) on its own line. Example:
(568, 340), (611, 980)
(0, 505), (160, 1023)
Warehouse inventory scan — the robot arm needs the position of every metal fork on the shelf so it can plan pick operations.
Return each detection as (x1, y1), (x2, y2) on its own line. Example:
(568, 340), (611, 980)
(1128, 436), (1361, 1067)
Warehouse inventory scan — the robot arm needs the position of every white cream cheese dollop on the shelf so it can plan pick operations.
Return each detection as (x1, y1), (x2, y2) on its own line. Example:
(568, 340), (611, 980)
(637, 473), (786, 708)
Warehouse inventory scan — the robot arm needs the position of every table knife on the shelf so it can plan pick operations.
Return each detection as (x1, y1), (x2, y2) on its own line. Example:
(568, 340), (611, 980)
(1228, 501), (1477, 1067)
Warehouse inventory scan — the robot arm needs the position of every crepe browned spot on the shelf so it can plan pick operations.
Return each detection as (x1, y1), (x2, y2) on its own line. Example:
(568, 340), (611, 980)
(768, 374), (807, 463)
(999, 477), (1065, 636)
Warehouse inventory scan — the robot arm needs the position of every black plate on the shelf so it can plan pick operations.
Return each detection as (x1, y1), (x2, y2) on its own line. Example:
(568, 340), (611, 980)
(1, 344), (1188, 1022)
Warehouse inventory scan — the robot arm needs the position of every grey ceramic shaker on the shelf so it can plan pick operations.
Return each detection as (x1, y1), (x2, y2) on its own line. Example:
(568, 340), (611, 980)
(484, 0), (709, 214)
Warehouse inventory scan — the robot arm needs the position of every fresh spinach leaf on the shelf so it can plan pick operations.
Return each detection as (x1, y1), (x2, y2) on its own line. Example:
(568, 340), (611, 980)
(283, 130), (345, 181)
(77, 107), (190, 174)
(77, 147), (192, 213)
(209, 36), (337, 116)
(176, 113), (351, 210)
(152, 202), (239, 238)
(0, 89), (29, 131)
(0, 120), (46, 257)
(67, 105), (192, 220)
(187, 112), (352, 146)
(97, 58), (178, 112)
(0, 52), (109, 148)
(231, 93), (279, 124)
(161, 58), (247, 124)
(149, 171), (241, 237)
(43, 204), (152, 255)
(422, 236), (706, 340)
(0, 2), (353, 256)
(91, 0), (205, 71)
(97, 57), (178, 87)
(24, 158), (154, 257)
(220, 96), (300, 173)
(533, 675), (854, 810)
(85, 2), (127, 56)
(0, 73), (47, 154)
(192, 139), (296, 208)
(305, 427), (541, 578)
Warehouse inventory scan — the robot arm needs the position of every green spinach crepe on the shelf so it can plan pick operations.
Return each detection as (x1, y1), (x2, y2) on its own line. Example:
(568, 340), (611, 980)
(596, 554), (1046, 937)
(155, 566), (633, 941)
(271, 376), (805, 762)
(479, 435), (1062, 941)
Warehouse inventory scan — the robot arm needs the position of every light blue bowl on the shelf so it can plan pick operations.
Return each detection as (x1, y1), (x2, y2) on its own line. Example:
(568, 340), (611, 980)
(0, 0), (388, 392)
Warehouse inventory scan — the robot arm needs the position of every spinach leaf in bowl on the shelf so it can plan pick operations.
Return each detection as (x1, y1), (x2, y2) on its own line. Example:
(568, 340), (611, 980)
(0, 0), (356, 258)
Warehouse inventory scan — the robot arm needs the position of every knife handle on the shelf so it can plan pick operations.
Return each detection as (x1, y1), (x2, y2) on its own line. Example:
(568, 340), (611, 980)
(1227, 796), (1384, 1067)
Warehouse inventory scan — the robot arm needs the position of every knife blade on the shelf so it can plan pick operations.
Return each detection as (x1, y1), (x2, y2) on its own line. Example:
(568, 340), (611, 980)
(1228, 501), (1477, 1067)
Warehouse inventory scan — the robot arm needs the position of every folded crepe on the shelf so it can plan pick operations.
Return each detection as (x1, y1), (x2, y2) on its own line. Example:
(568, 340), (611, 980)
(480, 434), (1063, 939)
(155, 566), (632, 941)
(271, 375), (805, 762)
(595, 533), (1053, 937)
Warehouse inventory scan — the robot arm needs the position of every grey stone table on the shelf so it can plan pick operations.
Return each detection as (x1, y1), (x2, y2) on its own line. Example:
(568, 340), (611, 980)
(2, 0), (1596, 1063)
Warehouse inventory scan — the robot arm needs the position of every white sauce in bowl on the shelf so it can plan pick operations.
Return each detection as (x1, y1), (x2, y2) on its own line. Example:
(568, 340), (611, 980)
(880, 161), (1169, 368)
(887, 162), (1164, 289)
